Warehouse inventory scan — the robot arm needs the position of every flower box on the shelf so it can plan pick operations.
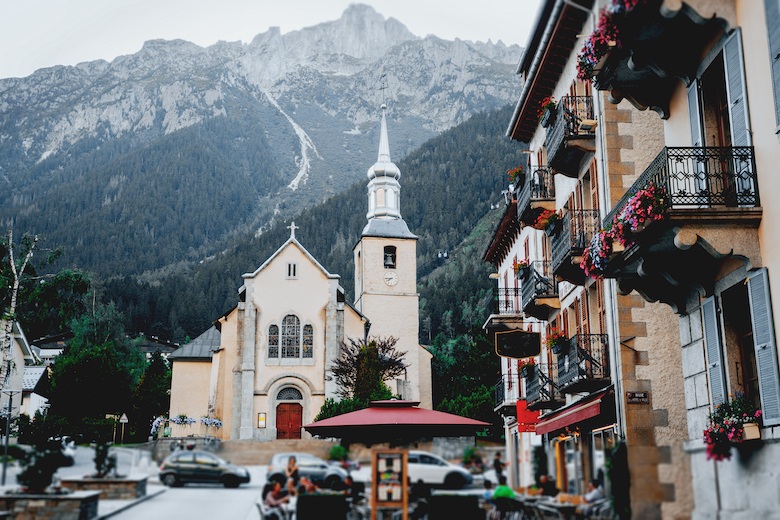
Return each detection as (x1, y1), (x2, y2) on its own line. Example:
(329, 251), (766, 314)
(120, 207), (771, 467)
(516, 266), (529, 280)
(520, 364), (535, 378)
(743, 422), (760, 441)
(544, 219), (560, 237)
(540, 106), (556, 128)
(551, 340), (569, 355)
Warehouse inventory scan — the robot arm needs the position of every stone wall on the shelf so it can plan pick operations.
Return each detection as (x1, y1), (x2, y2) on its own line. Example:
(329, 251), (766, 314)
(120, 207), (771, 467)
(0, 491), (100, 520)
(60, 476), (147, 500)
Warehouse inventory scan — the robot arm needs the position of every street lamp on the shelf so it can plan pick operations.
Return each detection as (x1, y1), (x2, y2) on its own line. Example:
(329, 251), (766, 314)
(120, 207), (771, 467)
(1, 389), (21, 486)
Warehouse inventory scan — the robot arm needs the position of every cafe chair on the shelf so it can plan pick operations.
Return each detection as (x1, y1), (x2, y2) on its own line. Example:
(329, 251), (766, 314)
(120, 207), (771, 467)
(534, 504), (566, 520)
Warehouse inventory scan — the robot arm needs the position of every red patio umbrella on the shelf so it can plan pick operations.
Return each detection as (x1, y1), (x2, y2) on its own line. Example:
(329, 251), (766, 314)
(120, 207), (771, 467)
(304, 400), (490, 446)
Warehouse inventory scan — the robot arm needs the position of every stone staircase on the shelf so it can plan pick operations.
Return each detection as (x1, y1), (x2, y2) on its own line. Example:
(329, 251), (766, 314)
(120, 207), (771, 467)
(215, 439), (339, 465)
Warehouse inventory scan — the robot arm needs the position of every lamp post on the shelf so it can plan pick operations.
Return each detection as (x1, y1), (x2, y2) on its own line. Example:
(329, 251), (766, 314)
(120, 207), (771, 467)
(1, 389), (21, 486)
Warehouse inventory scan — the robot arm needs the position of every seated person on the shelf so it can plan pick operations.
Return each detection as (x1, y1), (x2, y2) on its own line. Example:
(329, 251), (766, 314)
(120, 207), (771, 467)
(492, 475), (516, 500)
(264, 481), (290, 509)
(577, 479), (606, 517)
(298, 476), (320, 494)
(539, 475), (559, 497)
(409, 479), (430, 520)
(482, 479), (495, 504)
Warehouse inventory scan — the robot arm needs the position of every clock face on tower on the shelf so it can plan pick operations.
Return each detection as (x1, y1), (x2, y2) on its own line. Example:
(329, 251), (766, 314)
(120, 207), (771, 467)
(383, 271), (399, 286)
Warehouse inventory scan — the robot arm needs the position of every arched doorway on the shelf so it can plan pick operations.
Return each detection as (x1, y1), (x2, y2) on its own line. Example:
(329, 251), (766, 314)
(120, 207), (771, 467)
(276, 387), (303, 439)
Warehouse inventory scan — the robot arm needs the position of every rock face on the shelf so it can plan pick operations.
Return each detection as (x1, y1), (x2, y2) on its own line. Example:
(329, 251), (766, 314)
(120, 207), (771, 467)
(0, 4), (522, 275)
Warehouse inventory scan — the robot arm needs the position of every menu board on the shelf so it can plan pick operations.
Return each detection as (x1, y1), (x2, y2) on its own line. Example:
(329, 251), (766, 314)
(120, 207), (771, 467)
(371, 449), (408, 520)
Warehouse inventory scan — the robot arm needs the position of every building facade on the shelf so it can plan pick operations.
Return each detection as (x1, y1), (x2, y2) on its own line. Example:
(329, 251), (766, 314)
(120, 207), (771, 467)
(168, 106), (432, 441)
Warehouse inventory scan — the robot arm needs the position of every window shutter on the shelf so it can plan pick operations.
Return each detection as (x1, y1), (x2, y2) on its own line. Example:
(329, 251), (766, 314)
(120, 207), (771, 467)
(702, 296), (726, 406)
(764, 0), (780, 127)
(723, 28), (752, 146)
(747, 268), (780, 426)
(687, 80), (703, 147)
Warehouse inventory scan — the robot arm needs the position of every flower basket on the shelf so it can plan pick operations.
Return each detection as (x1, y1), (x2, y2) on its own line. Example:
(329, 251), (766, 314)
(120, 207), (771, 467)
(703, 393), (763, 461)
(520, 363), (536, 378)
(547, 331), (569, 355)
(544, 218), (561, 237)
(513, 259), (530, 280)
(507, 166), (525, 188)
(540, 106), (556, 128)
(531, 209), (558, 232)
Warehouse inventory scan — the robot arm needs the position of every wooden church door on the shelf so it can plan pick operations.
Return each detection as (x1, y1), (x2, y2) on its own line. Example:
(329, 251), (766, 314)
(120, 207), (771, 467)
(276, 403), (302, 439)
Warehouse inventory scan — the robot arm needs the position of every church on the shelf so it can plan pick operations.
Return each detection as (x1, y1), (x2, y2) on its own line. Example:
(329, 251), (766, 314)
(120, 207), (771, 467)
(167, 106), (433, 440)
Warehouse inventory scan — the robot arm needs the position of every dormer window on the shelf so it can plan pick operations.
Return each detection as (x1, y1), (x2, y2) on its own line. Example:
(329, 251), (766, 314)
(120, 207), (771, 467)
(287, 263), (297, 278)
(384, 246), (396, 269)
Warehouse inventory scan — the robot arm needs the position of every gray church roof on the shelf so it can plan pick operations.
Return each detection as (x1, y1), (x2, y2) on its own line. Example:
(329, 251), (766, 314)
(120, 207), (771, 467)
(361, 218), (417, 239)
(168, 326), (221, 361)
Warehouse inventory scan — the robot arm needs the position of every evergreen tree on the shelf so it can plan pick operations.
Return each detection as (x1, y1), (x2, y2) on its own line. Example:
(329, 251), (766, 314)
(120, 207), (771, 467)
(130, 351), (172, 441)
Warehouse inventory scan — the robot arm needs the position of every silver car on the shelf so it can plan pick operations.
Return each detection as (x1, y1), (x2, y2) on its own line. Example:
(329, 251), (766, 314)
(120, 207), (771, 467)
(407, 450), (475, 489)
(266, 452), (349, 489)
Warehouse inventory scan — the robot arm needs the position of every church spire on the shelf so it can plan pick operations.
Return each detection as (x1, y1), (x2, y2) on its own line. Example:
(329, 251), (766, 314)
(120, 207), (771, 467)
(366, 104), (401, 220)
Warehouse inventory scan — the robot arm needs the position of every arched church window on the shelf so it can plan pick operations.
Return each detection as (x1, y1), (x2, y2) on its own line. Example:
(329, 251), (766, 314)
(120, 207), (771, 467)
(384, 246), (396, 269)
(268, 324), (279, 358)
(277, 387), (303, 400)
(281, 315), (300, 358)
(302, 325), (314, 358)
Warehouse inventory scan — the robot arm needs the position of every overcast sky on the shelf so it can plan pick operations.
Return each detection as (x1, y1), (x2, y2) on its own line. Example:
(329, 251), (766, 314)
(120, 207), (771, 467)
(0, 0), (542, 79)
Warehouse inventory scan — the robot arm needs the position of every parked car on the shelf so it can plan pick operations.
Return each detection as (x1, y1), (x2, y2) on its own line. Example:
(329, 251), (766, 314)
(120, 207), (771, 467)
(407, 450), (474, 489)
(267, 452), (349, 489)
(159, 450), (250, 488)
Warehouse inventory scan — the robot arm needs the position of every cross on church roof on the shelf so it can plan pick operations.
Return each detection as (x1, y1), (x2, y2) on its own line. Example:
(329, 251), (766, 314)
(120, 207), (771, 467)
(288, 221), (299, 239)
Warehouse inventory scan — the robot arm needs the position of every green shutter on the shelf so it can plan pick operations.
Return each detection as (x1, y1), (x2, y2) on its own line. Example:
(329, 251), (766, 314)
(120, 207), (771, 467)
(747, 268), (780, 426)
(702, 296), (726, 406)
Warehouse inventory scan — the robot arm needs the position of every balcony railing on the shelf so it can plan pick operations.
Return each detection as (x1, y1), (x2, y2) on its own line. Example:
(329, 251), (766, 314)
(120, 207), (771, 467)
(494, 374), (522, 409)
(546, 96), (595, 177)
(493, 288), (522, 315)
(525, 363), (564, 411)
(517, 167), (556, 225)
(604, 146), (759, 225)
(557, 334), (610, 394)
(551, 209), (601, 285)
(521, 260), (558, 320)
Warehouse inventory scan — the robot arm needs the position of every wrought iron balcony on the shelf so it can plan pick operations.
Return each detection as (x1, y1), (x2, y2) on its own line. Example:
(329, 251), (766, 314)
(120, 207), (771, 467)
(521, 261), (559, 321)
(517, 167), (556, 226)
(545, 96), (596, 178)
(551, 209), (601, 285)
(494, 374), (522, 412)
(492, 288), (523, 315)
(525, 363), (564, 411)
(604, 146), (759, 225)
(557, 334), (611, 394)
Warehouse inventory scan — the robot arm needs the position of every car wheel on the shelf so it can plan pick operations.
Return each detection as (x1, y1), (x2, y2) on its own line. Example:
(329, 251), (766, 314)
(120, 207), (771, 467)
(444, 473), (466, 490)
(223, 476), (240, 488)
(162, 474), (181, 487)
(324, 475), (342, 490)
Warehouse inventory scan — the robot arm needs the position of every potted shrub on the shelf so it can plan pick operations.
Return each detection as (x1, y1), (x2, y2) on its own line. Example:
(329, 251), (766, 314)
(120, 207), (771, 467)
(703, 393), (763, 461)
(547, 330), (569, 355)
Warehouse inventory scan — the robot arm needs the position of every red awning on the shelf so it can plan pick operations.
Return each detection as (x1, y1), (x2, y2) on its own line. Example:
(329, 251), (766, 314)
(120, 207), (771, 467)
(535, 389), (612, 435)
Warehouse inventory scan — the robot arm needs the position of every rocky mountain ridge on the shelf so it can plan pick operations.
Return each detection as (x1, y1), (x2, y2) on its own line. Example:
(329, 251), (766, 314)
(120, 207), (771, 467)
(0, 4), (522, 276)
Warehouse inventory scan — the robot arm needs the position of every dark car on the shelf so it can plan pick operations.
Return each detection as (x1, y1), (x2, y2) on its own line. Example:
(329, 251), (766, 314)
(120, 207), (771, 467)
(159, 450), (251, 488)
(267, 452), (348, 489)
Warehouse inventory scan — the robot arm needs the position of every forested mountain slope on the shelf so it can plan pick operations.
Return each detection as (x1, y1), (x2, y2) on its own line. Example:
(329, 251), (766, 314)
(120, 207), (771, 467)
(104, 105), (524, 342)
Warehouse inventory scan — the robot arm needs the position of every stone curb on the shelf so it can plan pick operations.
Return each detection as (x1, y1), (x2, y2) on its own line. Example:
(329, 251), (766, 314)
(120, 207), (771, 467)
(97, 487), (166, 519)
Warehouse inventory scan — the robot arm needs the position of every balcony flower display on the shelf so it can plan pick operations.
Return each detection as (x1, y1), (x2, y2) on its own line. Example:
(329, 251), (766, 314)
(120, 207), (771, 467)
(547, 330), (569, 355)
(531, 209), (560, 234)
(703, 393), (763, 461)
(580, 229), (613, 279)
(538, 96), (557, 126)
(611, 182), (669, 245)
(507, 166), (525, 186)
(513, 259), (530, 279)
(576, 0), (643, 81)
(519, 358), (537, 378)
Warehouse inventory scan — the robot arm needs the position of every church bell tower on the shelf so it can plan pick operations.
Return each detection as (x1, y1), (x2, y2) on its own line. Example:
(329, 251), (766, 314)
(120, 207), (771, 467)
(353, 105), (430, 407)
